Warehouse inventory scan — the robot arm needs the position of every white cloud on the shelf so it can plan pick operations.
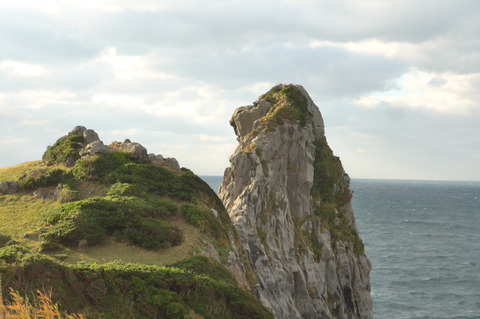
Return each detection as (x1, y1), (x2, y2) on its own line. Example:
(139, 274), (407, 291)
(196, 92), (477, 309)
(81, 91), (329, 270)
(356, 69), (480, 114)
(0, 0), (479, 180)
(0, 61), (47, 77)
(0, 0), (170, 15)
(0, 138), (29, 145)
(194, 134), (229, 142)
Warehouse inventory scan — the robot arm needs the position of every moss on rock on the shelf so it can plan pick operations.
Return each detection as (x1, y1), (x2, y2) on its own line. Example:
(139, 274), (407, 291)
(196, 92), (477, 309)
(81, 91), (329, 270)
(311, 136), (365, 255)
(257, 84), (311, 130)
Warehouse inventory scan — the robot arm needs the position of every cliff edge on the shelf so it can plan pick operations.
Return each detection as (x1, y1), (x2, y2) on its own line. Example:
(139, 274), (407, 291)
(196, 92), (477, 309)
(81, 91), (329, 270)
(219, 84), (373, 318)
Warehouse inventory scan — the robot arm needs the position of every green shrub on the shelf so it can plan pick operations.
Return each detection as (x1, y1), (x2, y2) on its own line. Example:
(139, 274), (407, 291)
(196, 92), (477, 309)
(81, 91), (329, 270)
(43, 197), (183, 250)
(309, 137), (365, 256)
(0, 234), (11, 248)
(165, 302), (188, 319)
(106, 182), (147, 197)
(0, 257), (274, 319)
(118, 218), (182, 250)
(0, 245), (30, 263)
(17, 168), (73, 190)
(42, 134), (85, 165)
(72, 153), (219, 204)
(144, 197), (178, 218)
(258, 84), (310, 131)
(105, 163), (177, 196)
(180, 204), (227, 242)
(314, 205), (364, 256)
(172, 256), (237, 286)
(72, 152), (130, 181)
(55, 183), (79, 203)
(42, 218), (107, 248)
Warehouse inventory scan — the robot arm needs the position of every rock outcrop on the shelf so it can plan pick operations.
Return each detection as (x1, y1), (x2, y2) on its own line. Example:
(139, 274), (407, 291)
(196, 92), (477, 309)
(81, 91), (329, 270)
(219, 84), (373, 319)
(47, 126), (180, 170)
(149, 154), (181, 170)
(108, 139), (149, 161)
(0, 181), (18, 194)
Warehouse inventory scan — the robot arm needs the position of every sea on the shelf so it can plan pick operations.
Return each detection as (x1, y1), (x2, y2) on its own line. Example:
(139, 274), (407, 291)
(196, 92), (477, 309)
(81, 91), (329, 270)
(200, 176), (480, 319)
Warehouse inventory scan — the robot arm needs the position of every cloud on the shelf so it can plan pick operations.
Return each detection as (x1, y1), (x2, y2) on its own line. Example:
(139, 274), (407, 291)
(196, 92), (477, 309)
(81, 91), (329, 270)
(323, 100), (480, 181)
(0, 0), (479, 180)
(356, 69), (480, 114)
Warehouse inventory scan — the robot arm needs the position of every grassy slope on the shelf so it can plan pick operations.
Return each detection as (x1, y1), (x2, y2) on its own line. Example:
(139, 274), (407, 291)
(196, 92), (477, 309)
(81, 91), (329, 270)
(0, 192), (60, 240)
(0, 162), (202, 262)
(0, 159), (270, 319)
(0, 161), (68, 182)
(0, 161), (44, 182)
(61, 217), (201, 266)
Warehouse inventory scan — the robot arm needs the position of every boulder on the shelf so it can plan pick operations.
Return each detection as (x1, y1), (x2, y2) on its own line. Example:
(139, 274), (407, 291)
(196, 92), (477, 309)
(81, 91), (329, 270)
(164, 158), (180, 170)
(68, 126), (87, 136)
(149, 154), (180, 170)
(83, 129), (100, 144)
(65, 156), (77, 167)
(84, 140), (109, 155)
(0, 181), (18, 194)
(120, 139), (149, 160)
(33, 189), (53, 199)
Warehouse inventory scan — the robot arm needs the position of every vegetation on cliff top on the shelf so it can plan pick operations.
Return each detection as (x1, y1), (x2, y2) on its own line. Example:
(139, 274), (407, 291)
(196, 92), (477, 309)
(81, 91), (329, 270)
(258, 84), (311, 131)
(0, 133), (269, 318)
(241, 84), (312, 154)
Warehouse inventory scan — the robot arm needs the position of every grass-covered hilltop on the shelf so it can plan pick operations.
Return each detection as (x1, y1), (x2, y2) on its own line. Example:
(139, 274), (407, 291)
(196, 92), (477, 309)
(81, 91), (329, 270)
(0, 126), (272, 319)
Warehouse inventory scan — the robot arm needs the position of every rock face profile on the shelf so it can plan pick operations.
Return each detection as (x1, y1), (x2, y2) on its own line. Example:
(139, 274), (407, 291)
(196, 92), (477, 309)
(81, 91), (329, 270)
(219, 84), (373, 319)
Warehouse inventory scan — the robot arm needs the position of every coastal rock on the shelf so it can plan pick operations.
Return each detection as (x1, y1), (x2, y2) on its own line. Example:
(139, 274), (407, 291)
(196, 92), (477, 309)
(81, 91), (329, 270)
(120, 139), (148, 160)
(68, 126), (87, 137)
(84, 140), (109, 155)
(0, 181), (18, 194)
(33, 189), (53, 199)
(149, 154), (180, 170)
(108, 139), (149, 160)
(48, 126), (182, 173)
(83, 129), (100, 144)
(219, 84), (373, 319)
(230, 99), (271, 139)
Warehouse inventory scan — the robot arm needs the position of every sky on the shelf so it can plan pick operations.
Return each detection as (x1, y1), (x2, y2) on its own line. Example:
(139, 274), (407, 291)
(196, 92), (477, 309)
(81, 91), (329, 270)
(1, 0), (479, 181)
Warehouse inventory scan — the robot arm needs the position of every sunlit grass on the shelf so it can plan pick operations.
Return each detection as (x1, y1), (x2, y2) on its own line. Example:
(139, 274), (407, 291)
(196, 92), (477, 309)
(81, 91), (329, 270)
(58, 217), (202, 267)
(0, 161), (44, 182)
(0, 192), (60, 243)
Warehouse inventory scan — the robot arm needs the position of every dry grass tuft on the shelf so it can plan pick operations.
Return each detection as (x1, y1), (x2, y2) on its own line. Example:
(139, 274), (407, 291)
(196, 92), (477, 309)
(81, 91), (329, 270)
(0, 287), (85, 319)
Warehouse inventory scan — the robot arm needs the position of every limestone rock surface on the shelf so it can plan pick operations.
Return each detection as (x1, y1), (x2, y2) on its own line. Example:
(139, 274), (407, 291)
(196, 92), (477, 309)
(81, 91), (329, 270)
(149, 154), (181, 170)
(219, 84), (373, 319)
(48, 126), (181, 169)
(83, 129), (100, 144)
(119, 139), (149, 160)
(0, 181), (18, 194)
(84, 140), (109, 155)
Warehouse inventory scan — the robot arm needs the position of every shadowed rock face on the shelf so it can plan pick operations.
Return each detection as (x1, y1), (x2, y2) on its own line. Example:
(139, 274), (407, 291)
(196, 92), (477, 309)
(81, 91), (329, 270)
(219, 84), (373, 319)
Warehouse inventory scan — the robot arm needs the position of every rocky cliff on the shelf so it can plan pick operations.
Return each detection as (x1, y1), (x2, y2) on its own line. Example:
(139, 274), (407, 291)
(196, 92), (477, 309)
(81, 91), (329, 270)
(219, 84), (373, 319)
